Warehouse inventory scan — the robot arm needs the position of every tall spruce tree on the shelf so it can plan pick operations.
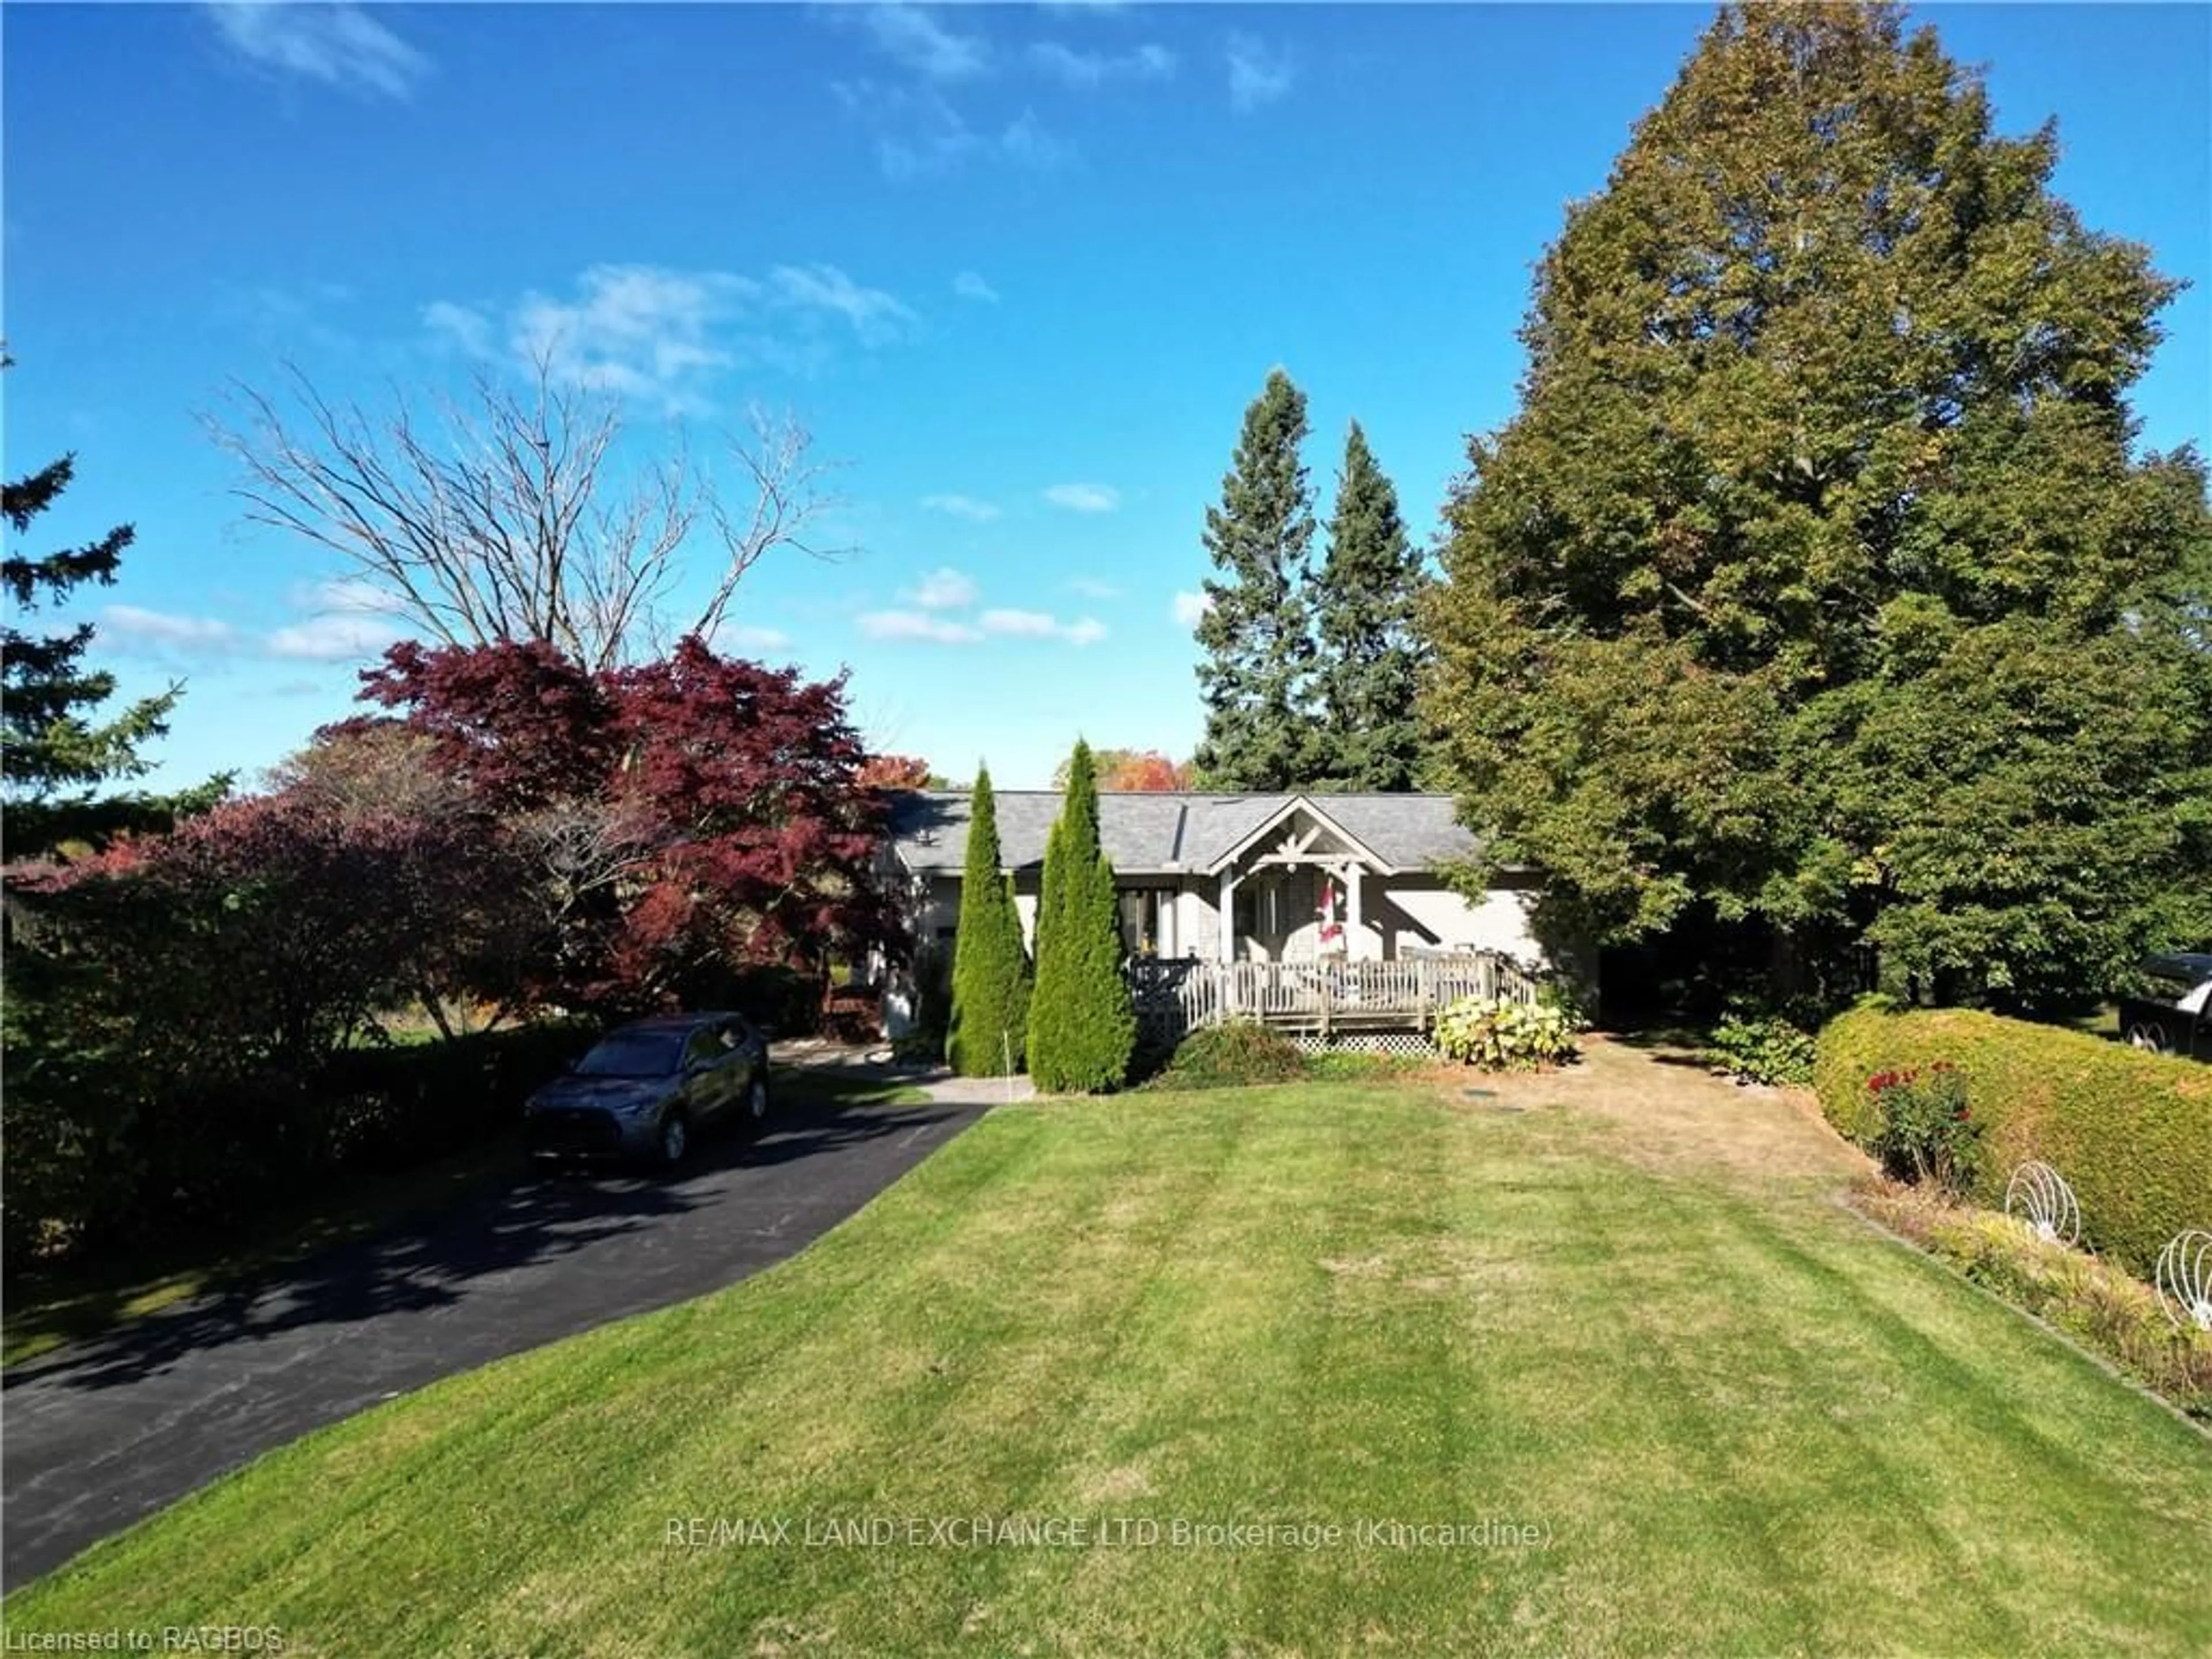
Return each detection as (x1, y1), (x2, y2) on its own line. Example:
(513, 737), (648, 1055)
(1312, 421), (1430, 791)
(1424, 2), (2212, 1014)
(1192, 369), (1320, 791)
(946, 766), (1032, 1076)
(1028, 740), (1136, 1092)
(3, 361), (228, 855)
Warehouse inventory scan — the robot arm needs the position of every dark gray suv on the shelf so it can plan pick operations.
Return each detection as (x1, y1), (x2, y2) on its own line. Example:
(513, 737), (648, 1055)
(525, 1013), (770, 1166)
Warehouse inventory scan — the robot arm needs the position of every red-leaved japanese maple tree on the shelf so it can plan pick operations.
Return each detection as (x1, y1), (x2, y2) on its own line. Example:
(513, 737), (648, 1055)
(359, 635), (900, 1011)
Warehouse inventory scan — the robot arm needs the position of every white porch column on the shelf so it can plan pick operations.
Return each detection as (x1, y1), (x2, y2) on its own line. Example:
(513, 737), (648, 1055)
(1345, 862), (1366, 960)
(1217, 870), (1238, 964)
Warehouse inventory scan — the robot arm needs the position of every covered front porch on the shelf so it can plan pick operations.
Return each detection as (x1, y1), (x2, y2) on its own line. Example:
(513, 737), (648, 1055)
(1206, 797), (1387, 965)
(1120, 797), (1540, 1043)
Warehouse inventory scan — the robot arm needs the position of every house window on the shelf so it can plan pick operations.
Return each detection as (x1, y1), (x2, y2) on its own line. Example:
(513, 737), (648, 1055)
(1118, 889), (1165, 956)
(1233, 883), (1279, 942)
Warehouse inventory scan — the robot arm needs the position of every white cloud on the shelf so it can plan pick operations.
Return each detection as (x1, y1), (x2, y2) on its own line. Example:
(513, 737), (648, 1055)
(505, 266), (750, 406)
(205, 1), (429, 99)
(1043, 482), (1120, 514)
(838, 77), (1066, 181)
(422, 299), (493, 358)
(1068, 576), (1122, 600)
(858, 609), (983, 645)
(980, 608), (1108, 646)
(99, 579), (419, 664)
(767, 263), (918, 347)
(260, 578), (410, 660)
(100, 605), (244, 653)
(266, 612), (406, 662)
(921, 494), (1003, 522)
(952, 270), (1000, 304)
(298, 576), (403, 618)
(714, 622), (793, 653)
(907, 567), (982, 609)
(1227, 33), (1295, 113)
(428, 261), (914, 410)
(999, 109), (1067, 171)
(859, 5), (988, 81)
(1029, 40), (1176, 87)
(1173, 590), (1214, 628)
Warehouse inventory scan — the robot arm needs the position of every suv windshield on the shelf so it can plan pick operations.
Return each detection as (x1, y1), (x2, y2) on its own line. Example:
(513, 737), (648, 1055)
(574, 1032), (685, 1078)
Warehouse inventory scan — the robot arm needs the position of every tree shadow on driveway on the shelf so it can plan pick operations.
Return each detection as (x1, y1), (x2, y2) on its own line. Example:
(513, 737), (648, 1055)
(5, 1093), (975, 1397)
(1, 1087), (983, 1584)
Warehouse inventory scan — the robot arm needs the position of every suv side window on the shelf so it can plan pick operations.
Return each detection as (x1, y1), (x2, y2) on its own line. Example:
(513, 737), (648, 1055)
(684, 1027), (725, 1070)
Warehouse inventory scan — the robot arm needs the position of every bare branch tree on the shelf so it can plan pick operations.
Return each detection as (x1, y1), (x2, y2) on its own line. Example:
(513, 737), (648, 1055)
(516, 797), (664, 918)
(208, 353), (845, 669)
(692, 404), (854, 643)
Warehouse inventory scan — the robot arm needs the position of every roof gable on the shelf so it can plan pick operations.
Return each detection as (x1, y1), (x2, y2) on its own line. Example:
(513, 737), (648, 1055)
(1197, 796), (1396, 876)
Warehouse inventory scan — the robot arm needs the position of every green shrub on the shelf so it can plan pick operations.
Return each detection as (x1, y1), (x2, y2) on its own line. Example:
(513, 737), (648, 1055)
(1145, 1022), (1307, 1091)
(946, 767), (1031, 1077)
(1535, 978), (1594, 1033)
(1705, 1011), (1818, 1086)
(1866, 1063), (1982, 1194)
(1433, 997), (1578, 1070)
(1816, 1004), (2212, 1277)
(1028, 743), (1136, 1093)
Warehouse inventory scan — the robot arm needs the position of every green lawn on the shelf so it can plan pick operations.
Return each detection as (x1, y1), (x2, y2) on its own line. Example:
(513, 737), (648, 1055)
(9, 1057), (2211, 1656)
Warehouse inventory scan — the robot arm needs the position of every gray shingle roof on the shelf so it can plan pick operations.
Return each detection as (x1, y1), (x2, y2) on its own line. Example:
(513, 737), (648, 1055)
(884, 791), (1482, 876)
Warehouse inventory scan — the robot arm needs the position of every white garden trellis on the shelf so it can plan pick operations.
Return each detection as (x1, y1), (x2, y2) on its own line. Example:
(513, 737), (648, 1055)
(2153, 1230), (2212, 1332)
(2003, 1161), (2081, 1247)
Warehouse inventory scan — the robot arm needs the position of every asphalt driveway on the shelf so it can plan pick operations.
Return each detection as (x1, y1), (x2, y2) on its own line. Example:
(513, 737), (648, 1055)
(2, 1071), (993, 1587)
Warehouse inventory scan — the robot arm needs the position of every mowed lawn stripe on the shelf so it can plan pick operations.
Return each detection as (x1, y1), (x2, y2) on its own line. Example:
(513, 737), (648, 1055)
(673, 1096), (1260, 1653)
(7, 1080), (2210, 1658)
(1726, 1196), (2210, 1650)
(1599, 1167), (2021, 1656)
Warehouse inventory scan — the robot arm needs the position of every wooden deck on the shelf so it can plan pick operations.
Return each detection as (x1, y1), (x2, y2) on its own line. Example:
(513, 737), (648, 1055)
(1127, 953), (1539, 1047)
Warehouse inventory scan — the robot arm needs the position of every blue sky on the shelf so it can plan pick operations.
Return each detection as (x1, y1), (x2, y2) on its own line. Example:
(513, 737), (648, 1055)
(6, 2), (2207, 792)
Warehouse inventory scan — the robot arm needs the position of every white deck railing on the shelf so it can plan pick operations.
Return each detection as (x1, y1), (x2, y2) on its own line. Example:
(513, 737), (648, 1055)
(1126, 952), (1539, 1045)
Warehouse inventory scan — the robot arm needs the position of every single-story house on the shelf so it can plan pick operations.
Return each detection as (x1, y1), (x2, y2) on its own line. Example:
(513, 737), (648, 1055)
(879, 789), (1555, 1036)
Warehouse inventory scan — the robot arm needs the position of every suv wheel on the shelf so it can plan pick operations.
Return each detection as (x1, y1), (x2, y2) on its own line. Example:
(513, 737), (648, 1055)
(2130, 1022), (2171, 1054)
(658, 1111), (691, 1166)
(747, 1075), (770, 1125)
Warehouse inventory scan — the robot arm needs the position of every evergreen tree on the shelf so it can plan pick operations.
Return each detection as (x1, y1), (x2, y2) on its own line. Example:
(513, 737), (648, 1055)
(1424, 2), (2212, 1014)
(1029, 740), (1136, 1092)
(1192, 369), (1320, 791)
(1312, 421), (1430, 791)
(946, 766), (1031, 1076)
(3, 361), (228, 855)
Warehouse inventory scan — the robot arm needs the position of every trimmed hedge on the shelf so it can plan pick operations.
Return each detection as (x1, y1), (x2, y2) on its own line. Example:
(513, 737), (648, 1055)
(1815, 1003), (2212, 1277)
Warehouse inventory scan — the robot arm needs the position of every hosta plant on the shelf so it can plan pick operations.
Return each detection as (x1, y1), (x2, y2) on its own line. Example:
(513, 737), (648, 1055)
(1433, 996), (1579, 1071)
